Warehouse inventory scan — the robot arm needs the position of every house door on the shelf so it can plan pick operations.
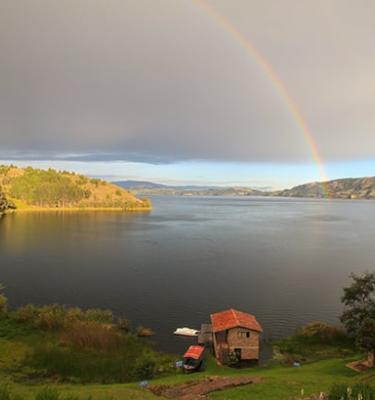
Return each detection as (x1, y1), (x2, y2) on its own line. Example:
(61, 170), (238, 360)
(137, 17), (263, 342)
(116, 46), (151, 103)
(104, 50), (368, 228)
(234, 348), (242, 360)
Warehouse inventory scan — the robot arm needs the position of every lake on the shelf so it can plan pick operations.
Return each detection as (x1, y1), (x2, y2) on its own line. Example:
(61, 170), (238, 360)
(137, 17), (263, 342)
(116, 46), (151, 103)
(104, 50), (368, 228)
(0, 196), (374, 355)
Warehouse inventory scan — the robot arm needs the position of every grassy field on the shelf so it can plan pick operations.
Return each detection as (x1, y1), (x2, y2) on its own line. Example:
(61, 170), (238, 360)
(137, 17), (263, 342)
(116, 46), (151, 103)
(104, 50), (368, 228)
(0, 319), (373, 400)
(1, 355), (373, 399)
(0, 300), (373, 399)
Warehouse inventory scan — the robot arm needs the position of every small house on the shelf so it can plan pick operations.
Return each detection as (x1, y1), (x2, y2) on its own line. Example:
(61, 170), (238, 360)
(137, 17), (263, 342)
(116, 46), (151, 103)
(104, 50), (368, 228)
(210, 309), (262, 364)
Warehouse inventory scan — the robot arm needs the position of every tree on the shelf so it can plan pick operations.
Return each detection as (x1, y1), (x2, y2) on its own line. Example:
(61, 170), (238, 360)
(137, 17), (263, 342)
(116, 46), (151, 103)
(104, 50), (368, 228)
(341, 272), (375, 368)
(356, 318), (375, 368)
(340, 272), (375, 336)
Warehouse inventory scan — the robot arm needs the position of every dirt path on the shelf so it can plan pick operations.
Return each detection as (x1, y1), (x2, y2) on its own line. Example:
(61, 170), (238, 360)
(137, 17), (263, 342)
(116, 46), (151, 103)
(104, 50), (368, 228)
(149, 375), (262, 400)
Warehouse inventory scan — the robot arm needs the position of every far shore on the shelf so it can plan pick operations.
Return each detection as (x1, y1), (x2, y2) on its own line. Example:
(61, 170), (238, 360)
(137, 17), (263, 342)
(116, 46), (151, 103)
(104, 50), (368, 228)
(5, 206), (152, 213)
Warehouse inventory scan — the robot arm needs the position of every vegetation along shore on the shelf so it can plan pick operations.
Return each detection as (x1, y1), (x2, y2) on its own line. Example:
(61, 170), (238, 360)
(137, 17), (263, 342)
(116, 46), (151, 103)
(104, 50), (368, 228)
(0, 165), (151, 212)
(0, 272), (373, 399)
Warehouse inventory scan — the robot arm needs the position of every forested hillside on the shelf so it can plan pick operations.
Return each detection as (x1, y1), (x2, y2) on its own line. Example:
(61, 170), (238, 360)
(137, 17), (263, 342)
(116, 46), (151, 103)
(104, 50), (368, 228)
(274, 177), (375, 199)
(0, 165), (151, 210)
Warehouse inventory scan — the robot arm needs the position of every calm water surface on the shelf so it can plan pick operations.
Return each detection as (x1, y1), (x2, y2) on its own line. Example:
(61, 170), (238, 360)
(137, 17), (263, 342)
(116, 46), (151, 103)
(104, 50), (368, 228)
(1, 196), (374, 354)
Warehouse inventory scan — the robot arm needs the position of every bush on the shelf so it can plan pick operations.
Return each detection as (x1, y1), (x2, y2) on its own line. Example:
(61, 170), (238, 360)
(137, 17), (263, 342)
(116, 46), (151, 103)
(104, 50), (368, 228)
(35, 388), (60, 400)
(296, 322), (346, 343)
(16, 304), (38, 323)
(117, 317), (130, 333)
(36, 305), (66, 331)
(329, 383), (375, 400)
(133, 354), (156, 380)
(136, 326), (154, 337)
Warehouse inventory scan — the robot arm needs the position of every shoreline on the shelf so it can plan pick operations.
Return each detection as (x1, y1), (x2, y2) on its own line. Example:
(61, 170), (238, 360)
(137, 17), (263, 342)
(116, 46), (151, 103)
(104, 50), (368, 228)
(5, 206), (152, 214)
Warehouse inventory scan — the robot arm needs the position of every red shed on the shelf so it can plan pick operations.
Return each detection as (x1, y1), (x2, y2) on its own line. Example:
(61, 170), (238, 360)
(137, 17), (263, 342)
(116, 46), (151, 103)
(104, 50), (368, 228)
(183, 345), (205, 372)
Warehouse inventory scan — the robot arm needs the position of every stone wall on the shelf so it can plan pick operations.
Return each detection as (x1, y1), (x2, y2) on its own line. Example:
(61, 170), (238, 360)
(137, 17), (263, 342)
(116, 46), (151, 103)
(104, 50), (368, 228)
(227, 328), (260, 360)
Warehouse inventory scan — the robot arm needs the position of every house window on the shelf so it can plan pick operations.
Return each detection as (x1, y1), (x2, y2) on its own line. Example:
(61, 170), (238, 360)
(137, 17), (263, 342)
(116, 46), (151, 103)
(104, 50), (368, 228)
(237, 330), (251, 339)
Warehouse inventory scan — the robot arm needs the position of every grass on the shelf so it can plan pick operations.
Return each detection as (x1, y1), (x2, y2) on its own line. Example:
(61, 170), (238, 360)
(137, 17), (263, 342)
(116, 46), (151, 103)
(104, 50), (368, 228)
(0, 356), (373, 400)
(0, 312), (373, 399)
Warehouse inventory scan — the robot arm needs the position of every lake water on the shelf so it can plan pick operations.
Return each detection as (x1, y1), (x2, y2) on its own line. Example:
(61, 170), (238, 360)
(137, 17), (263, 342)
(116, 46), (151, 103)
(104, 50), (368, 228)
(0, 196), (374, 355)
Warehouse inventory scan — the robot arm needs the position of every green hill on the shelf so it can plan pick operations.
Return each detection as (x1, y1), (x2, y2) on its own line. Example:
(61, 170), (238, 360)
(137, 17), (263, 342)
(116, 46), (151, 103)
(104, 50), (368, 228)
(0, 165), (151, 211)
(274, 177), (375, 199)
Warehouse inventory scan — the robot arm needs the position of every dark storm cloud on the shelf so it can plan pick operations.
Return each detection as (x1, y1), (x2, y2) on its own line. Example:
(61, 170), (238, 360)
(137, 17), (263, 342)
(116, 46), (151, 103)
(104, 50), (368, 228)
(1, 0), (375, 163)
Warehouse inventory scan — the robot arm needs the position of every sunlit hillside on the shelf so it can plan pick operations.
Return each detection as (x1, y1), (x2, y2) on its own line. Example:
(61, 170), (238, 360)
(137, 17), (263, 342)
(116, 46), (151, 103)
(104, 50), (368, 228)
(0, 165), (151, 211)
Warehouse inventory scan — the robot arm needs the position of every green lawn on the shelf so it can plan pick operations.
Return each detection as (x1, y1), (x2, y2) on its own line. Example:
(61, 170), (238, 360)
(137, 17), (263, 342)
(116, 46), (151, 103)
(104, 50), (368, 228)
(2, 356), (373, 400)
(0, 315), (373, 400)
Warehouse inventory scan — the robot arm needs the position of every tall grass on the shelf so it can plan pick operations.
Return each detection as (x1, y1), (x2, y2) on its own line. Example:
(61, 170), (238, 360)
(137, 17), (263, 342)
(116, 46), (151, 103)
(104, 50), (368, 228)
(26, 334), (172, 383)
(15, 304), (113, 331)
(329, 383), (375, 400)
(60, 321), (124, 351)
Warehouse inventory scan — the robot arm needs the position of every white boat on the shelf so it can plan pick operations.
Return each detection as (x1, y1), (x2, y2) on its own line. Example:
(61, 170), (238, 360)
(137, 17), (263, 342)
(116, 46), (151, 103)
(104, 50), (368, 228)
(174, 327), (200, 337)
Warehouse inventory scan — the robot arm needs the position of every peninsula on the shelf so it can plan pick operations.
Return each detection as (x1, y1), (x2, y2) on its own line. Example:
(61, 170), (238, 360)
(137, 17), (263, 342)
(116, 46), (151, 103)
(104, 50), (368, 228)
(0, 165), (151, 211)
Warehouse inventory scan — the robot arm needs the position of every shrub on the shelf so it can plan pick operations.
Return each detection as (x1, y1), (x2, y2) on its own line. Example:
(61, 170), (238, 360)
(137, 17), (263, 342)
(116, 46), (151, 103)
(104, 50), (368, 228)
(35, 387), (60, 400)
(133, 354), (157, 380)
(16, 304), (38, 323)
(35, 305), (66, 331)
(117, 318), (130, 333)
(64, 307), (85, 326)
(136, 326), (154, 337)
(296, 322), (346, 343)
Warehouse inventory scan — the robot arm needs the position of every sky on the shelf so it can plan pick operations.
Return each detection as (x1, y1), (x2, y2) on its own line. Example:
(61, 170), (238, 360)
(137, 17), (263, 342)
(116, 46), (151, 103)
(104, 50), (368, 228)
(1, 0), (375, 188)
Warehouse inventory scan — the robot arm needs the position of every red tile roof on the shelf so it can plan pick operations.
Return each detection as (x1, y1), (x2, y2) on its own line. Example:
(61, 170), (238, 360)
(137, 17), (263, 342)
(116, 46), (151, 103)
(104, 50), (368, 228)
(210, 309), (263, 333)
(183, 345), (205, 360)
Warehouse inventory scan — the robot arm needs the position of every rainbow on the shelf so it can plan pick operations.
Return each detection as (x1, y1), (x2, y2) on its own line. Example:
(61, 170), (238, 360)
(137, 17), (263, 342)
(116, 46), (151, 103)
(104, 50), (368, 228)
(193, 0), (330, 197)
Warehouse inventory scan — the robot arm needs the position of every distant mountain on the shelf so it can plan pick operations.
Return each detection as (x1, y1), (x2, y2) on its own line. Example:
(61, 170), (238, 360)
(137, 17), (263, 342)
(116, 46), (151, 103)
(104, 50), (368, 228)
(114, 180), (168, 189)
(274, 177), (375, 199)
(117, 177), (375, 200)
(114, 180), (265, 197)
(0, 165), (151, 211)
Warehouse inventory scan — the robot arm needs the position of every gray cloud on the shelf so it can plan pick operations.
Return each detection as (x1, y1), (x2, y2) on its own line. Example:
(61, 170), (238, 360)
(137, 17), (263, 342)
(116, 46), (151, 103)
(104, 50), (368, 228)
(0, 0), (374, 163)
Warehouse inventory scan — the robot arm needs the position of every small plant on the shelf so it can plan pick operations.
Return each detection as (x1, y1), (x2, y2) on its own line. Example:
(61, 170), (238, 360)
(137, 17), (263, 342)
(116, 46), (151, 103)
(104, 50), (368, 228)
(134, 354), (156, 380)
(136, 326), (154, 337)
(117, 317), (130, 333)
(36, 305), (66, 331)
(228, 351), (240, 366)
(16, 304), (38, 323)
